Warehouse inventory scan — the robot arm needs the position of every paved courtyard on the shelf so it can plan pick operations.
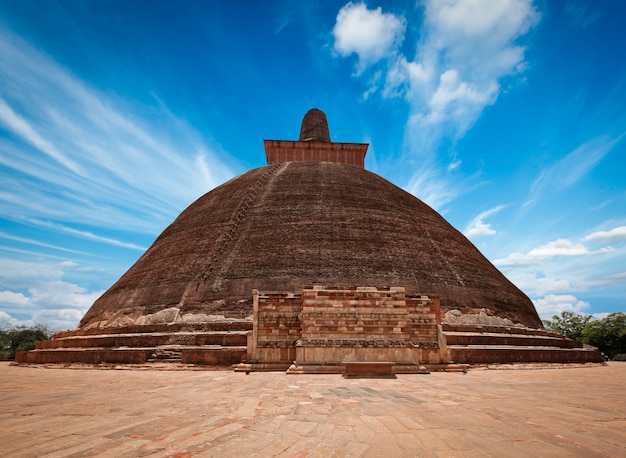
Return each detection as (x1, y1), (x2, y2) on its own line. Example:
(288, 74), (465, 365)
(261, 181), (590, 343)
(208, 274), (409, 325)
(1, 362), (624, 457)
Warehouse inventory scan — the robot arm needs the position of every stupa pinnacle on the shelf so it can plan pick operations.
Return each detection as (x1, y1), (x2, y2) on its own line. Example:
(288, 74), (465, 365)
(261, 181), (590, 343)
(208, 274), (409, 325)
(299, 108), (331, 142)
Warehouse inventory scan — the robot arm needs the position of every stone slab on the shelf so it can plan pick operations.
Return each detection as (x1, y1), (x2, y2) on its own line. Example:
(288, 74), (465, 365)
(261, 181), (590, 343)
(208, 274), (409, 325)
(342, 361), (397, 379)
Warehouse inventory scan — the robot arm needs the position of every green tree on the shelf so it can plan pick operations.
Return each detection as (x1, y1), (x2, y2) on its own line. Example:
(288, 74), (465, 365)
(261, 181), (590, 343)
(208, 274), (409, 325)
(582, 313), (626, 359)
(543, 311), (593, 341)
(0, 325), (51, 360)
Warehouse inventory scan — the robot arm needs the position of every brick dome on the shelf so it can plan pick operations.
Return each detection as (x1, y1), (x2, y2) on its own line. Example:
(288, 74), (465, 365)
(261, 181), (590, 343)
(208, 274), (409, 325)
(80, 160), (542, 329)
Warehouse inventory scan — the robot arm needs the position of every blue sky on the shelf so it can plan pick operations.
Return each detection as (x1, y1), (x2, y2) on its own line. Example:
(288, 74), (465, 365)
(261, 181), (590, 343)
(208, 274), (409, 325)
(1, 0), (625, 330)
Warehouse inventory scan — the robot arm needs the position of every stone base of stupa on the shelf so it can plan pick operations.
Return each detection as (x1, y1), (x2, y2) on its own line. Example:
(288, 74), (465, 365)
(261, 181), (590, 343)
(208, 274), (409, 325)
(15, 286), (604, 369)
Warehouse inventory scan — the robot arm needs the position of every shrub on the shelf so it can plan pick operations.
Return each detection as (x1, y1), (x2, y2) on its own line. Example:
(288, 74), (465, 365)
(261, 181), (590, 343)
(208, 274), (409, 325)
(0, 325), (51, 360)
(582, 313), (626, 359)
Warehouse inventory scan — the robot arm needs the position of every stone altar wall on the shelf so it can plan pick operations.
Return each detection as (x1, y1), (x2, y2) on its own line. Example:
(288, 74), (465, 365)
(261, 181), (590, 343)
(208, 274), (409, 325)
(297, 287), (442, 366)
(250, 286), (444, 368)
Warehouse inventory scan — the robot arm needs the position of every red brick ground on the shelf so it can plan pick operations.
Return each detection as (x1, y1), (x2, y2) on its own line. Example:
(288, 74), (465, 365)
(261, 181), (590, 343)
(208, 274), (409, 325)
(1, 362), (624, 457)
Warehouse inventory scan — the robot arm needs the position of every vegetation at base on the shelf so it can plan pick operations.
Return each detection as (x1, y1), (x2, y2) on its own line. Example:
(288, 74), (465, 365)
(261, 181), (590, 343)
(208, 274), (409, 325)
(0, 325), (51, 360)
(541, 311), (592, 341)
(543, 312), (626, 359)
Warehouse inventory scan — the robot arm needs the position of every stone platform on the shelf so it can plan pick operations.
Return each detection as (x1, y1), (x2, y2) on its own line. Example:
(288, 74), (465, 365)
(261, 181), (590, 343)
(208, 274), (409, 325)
(1, 361), (623, 456)
(15, 321), (251, 367)
(15, 288), (603, 369)
(15, 317), (604, 369)
(442, 324), (603, 365)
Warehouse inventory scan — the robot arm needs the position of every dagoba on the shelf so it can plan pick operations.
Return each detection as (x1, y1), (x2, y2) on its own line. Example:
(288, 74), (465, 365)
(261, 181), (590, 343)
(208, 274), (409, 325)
(17, 109), (603, 369)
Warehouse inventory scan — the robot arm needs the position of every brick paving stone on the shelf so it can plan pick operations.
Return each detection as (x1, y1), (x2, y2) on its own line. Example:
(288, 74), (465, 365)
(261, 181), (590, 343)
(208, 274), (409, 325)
(1, 362), (625, 457)
(411, 429), (452, 452)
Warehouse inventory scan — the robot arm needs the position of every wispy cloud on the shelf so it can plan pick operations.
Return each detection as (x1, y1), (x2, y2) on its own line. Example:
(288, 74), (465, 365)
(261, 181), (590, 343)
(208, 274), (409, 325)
(564, 2), (602, 29)
(0, 232), (95, 256)
(0, 26), (234, 236)
(404, 162), (459, 211)
(27, 220), (146, 251)
(0, 98), (83, 174)
(585, 271), (626, 288)
(582, 225), (626, 244)
(525, 134), (624, 207)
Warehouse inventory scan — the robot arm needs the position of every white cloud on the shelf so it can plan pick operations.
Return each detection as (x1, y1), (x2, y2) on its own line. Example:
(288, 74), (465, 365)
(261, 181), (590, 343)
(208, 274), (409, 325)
(424, 69), (499, 128)
(0, 290), (29, 306)
(0, 310), (33, 328)
(464, 205), (505, 238)
(529, 239), (591, 257)
(333, 2), (406, 71)
(427, 0), (537, 38)
(533, 294), (590, 318)
(582, 226), (626, 244)
(0, 27), (230, 331)
(32, 308), (86, 331)
(28, 281), (102, 311)
(466, 220), (495, 237)
(504, 270), (576, 297)
(407, 0), (539, 137)
(494, 238), (613, 266)
(331, 1), (540, 207)
(0, 259), (104, 330)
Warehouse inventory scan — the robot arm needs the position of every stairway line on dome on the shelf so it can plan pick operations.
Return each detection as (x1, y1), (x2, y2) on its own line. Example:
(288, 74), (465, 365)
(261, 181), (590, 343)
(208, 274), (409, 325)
(210, 161), (290, 292)
(194, 161), (286, 292)
(423, 228), (466, 288)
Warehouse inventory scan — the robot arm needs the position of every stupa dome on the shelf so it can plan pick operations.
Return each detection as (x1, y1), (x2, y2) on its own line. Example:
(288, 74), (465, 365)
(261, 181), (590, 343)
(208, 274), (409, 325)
(80, 109), (541, 329)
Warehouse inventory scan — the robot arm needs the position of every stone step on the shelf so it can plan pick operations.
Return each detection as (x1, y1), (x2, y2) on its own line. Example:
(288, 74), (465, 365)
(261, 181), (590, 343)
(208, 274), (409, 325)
(15, 347), (155, 365)
(448, 345), (604, 364)
(36, 331), (249, 350)
(444, 331), (582, 348)
(147, 347), (183, 363)
(181, 346), (247, 365)
(52, 320), (253, 339)
(16, 345), (248, 366)
(442, 324), (560, 338)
